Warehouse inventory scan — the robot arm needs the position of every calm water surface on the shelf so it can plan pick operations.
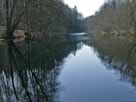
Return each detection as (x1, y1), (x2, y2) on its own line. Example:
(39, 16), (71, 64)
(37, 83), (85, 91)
(0, 33), (136, 102)
(59, 44), (136, 102)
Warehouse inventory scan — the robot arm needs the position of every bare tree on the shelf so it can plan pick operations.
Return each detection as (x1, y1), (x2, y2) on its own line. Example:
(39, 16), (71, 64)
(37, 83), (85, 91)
(5, 0), (31, 38)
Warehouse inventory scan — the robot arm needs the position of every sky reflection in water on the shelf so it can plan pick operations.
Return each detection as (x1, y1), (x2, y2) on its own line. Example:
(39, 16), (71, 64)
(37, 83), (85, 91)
(59, 45), (136, 102)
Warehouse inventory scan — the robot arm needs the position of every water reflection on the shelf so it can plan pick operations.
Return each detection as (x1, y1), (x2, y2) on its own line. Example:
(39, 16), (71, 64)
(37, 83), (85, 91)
(92, 36), (136, 86)
(0, 36), (82, 102)
(1, 34), (136, 101)
(59, 36), (136, 102)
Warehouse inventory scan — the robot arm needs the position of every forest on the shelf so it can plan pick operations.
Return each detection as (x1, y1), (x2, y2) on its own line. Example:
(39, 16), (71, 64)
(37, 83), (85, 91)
(85, 0), (136, 39)
(1, 0), (136, 102)
(0, 0), (84, 39)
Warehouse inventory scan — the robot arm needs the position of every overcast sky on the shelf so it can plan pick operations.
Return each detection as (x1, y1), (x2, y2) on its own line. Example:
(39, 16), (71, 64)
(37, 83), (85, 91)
(64, 0), (105, 17)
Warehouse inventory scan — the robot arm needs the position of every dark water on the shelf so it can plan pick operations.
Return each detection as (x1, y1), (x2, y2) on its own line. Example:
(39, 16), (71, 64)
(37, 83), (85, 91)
(0, 34), (136, 102)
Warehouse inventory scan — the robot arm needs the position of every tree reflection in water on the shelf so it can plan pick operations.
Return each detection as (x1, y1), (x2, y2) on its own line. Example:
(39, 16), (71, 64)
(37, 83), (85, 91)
(0, 37), (82, 102)
(1, 34), (136, 101)
(92, 36), (136, 86)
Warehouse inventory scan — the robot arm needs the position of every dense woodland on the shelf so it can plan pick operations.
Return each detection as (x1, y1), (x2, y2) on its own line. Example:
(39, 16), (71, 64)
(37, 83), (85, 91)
(1, 0), (136, 101)
(85, 0), (136, 39)
(0, 0), (84, 39)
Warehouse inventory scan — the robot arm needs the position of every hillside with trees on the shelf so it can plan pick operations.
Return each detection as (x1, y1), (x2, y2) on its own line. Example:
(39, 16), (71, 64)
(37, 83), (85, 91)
(0, 0), (84, 39)
(85, 0), (136, 39)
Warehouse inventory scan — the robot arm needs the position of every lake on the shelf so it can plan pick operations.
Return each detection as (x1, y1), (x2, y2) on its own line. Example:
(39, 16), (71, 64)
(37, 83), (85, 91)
(0, 33), (136, 102)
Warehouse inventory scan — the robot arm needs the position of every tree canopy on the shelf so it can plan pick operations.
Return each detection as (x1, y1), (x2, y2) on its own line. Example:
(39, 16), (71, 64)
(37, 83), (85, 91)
(0, 0), (84, 38)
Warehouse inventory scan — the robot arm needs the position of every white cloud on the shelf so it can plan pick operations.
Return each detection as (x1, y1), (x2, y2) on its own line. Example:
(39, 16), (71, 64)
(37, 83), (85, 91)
(64, 0), (105, 17)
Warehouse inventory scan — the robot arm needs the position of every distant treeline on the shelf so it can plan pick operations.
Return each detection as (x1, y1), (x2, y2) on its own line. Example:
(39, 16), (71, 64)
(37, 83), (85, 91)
(85, 0), (136, 36)
(0, 0), (84, 38)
